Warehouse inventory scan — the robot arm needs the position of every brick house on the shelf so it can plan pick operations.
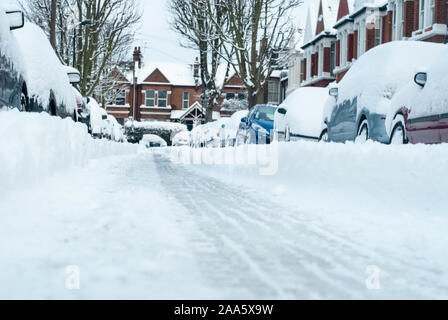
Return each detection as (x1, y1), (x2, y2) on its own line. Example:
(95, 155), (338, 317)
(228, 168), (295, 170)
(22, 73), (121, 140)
(301, 0), (339, 88)
(106, 49), (284, 130)
(298, 0), (448, 88)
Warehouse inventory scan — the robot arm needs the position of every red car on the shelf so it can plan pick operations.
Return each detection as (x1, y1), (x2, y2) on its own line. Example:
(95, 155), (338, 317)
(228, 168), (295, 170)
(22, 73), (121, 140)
(388, 48), (448, 145)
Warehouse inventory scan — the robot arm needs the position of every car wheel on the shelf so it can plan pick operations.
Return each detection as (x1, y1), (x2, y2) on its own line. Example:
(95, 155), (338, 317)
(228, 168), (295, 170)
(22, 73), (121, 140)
(390, 121), (407, 145)
(355, 120), (369, 144)
(319, 129), (329, 142)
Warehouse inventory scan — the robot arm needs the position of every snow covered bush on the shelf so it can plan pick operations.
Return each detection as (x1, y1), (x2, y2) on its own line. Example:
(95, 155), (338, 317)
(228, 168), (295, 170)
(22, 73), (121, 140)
(124, 121), (187, 145)
(221, 99), (248, 112)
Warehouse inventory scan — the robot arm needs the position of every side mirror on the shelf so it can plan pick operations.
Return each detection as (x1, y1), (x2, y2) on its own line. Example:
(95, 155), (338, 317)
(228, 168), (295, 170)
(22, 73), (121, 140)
(241, 117), (248, 124)
(67, 72), (81, 85)
(6, 11), (25, 31)
(101, 115), (108, 120)
(277, 107), (287, 115)
(414, 72), (427, 87)
(329, 87), (339, 98)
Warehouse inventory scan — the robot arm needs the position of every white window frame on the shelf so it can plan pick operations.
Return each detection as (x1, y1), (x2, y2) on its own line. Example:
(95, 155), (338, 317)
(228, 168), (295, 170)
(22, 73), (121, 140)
(182, 91), (190, 109)
(429, 0), (435, 26)
(145, 89), (155, 107)
(157, 90), (168, 108)
(318, 44), (323, 75)
(268, 80), (280, 104)
(115, 88), (126, 106)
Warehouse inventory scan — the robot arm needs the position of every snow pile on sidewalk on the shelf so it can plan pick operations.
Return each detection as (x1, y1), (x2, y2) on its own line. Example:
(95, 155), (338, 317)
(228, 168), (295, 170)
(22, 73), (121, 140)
(0, 110), (137, 193)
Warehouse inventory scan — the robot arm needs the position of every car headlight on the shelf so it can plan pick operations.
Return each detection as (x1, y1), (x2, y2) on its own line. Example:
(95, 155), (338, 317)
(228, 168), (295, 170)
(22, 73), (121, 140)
(252, 123), (268, 134)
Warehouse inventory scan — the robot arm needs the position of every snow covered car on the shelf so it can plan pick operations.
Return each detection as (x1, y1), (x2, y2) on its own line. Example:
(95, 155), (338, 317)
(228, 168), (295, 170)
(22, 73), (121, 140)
(64, 66), (90, 130)
(172, 131), (191, 147)
(14, 22), (77, 120)
(88, 97), (111, 139)
(0, 6), (28, 111)
(224, 110), (248, 146)
(239, 105), (276, 144)
(275, 87), (328, 142)
(140, 134), (167, 148)
(387, 46), (448, 145)
(190, 124), (204, 148)
(321, 41), (446, 144)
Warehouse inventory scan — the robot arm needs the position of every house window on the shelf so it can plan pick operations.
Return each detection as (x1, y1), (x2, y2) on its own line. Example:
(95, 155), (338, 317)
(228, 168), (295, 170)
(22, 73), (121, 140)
(429, 0), (435, 26)
(330, 42), (336, 76)
(238, 93), (247, 101)
(268, 80), (279, 104)
(158, 90), (167, 107)
(183, 91), (190, 109)
(226, 92), (236, 100)
(419, 0), (425, 29)
(115, 89), (125, 106)
(145, 90), (155, 107)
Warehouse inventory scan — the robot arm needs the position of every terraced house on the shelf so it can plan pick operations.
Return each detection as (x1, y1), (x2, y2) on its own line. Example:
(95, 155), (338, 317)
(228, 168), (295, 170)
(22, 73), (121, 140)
(300, 0), (448, 87)
(106, 49), (284, 130)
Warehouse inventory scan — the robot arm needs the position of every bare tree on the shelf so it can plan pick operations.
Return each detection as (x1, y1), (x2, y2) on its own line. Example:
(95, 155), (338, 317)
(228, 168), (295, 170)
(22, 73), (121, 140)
(169, 0), (230, 122)
(20, 0), (142, 102)
(209, 0), (302, 109)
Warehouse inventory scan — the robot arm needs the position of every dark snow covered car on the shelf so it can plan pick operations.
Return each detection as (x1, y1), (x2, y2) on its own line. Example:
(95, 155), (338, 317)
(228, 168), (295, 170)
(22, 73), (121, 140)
(64, 66), (91, 130)
(321, 41), (446, 144)
(388, 46), (448, 145)
(14, 22), (77, 120)
(0, 7), (28, 111)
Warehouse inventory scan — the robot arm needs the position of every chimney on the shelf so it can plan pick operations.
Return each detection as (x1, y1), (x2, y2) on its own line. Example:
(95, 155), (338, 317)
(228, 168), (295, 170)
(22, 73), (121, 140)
(133, 47), (142, 68)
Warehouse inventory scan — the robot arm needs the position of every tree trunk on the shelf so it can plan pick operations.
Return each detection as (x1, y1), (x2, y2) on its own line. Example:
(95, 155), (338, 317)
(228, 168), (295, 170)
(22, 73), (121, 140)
(49, 0), (57, 50)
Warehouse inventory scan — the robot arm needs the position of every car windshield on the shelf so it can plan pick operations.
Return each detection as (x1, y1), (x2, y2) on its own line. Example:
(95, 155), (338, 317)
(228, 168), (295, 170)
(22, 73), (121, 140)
(254, 106), (276, 121)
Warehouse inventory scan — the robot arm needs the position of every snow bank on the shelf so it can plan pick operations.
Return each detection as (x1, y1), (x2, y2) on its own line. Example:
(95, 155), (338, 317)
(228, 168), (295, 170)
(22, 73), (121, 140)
(336, 41), (446, 117)
(13, 23), (77, 113)
(125, 120), (187, 133)
(0, 110), (137, 193)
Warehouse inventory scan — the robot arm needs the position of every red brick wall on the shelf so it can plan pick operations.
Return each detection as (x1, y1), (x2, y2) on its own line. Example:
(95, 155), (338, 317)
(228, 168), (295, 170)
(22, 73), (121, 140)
(323, 47), (331, 73)
(414, 0), (420, 31)
(366, 27), (376, 51)
(336, 40), (341, 67)
(404, 0), (416, 37)
(382, 11), (393, 43)
(353, 30), (358, 59)
(347, 33), (354, 62)
(435, 0), (447, 24)
(302, 58), (307, 81)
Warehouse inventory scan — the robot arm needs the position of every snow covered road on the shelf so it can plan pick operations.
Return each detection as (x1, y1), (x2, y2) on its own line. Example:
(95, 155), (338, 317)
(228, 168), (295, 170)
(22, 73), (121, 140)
(1, 144), (447, 299)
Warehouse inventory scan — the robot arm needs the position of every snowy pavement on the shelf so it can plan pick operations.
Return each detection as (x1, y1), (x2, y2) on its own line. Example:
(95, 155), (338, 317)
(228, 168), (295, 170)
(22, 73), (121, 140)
(1, 144), (448, 299)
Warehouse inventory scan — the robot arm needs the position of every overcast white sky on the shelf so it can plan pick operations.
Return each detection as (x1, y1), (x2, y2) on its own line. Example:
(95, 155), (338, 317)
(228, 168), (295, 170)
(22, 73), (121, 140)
(137, 0), (314, 64)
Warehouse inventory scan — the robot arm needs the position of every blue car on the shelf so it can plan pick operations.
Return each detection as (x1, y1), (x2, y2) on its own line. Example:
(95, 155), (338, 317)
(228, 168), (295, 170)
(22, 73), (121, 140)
(238, 105), (276, 144)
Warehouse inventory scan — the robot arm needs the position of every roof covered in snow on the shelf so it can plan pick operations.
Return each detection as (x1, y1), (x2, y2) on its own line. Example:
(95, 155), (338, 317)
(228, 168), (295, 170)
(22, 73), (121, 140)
(130, 62), (234, 87)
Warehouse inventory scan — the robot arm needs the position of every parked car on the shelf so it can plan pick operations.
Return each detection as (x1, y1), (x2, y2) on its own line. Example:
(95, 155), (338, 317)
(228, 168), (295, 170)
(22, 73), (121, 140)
(172, 131), (191, 147)
(388, 46), (448, 144)
(275, 87), (328, 142)
(238, 104), (276, 144)
(224, 110), (248, 146)
(63, 66), (90, 130)
(140, 134), (167, 148)
(321, 41), (446, 144)
(88, 97), (111, 139)
(0, 6), (28, 111)
(14, 22), (77, 119)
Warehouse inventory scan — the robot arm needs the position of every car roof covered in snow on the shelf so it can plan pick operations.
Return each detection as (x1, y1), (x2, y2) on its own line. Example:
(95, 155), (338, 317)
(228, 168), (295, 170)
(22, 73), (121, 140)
(14, 23), (76, 112)
(336, 41), (447, 115)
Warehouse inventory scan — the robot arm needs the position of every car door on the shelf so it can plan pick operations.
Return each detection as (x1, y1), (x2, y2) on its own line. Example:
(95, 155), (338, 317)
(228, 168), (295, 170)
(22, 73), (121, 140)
(0, 52), (7, 106)
(328, 97), (358, 142)
(439, 111), (448, 143)
(406, 114), (441, 144)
